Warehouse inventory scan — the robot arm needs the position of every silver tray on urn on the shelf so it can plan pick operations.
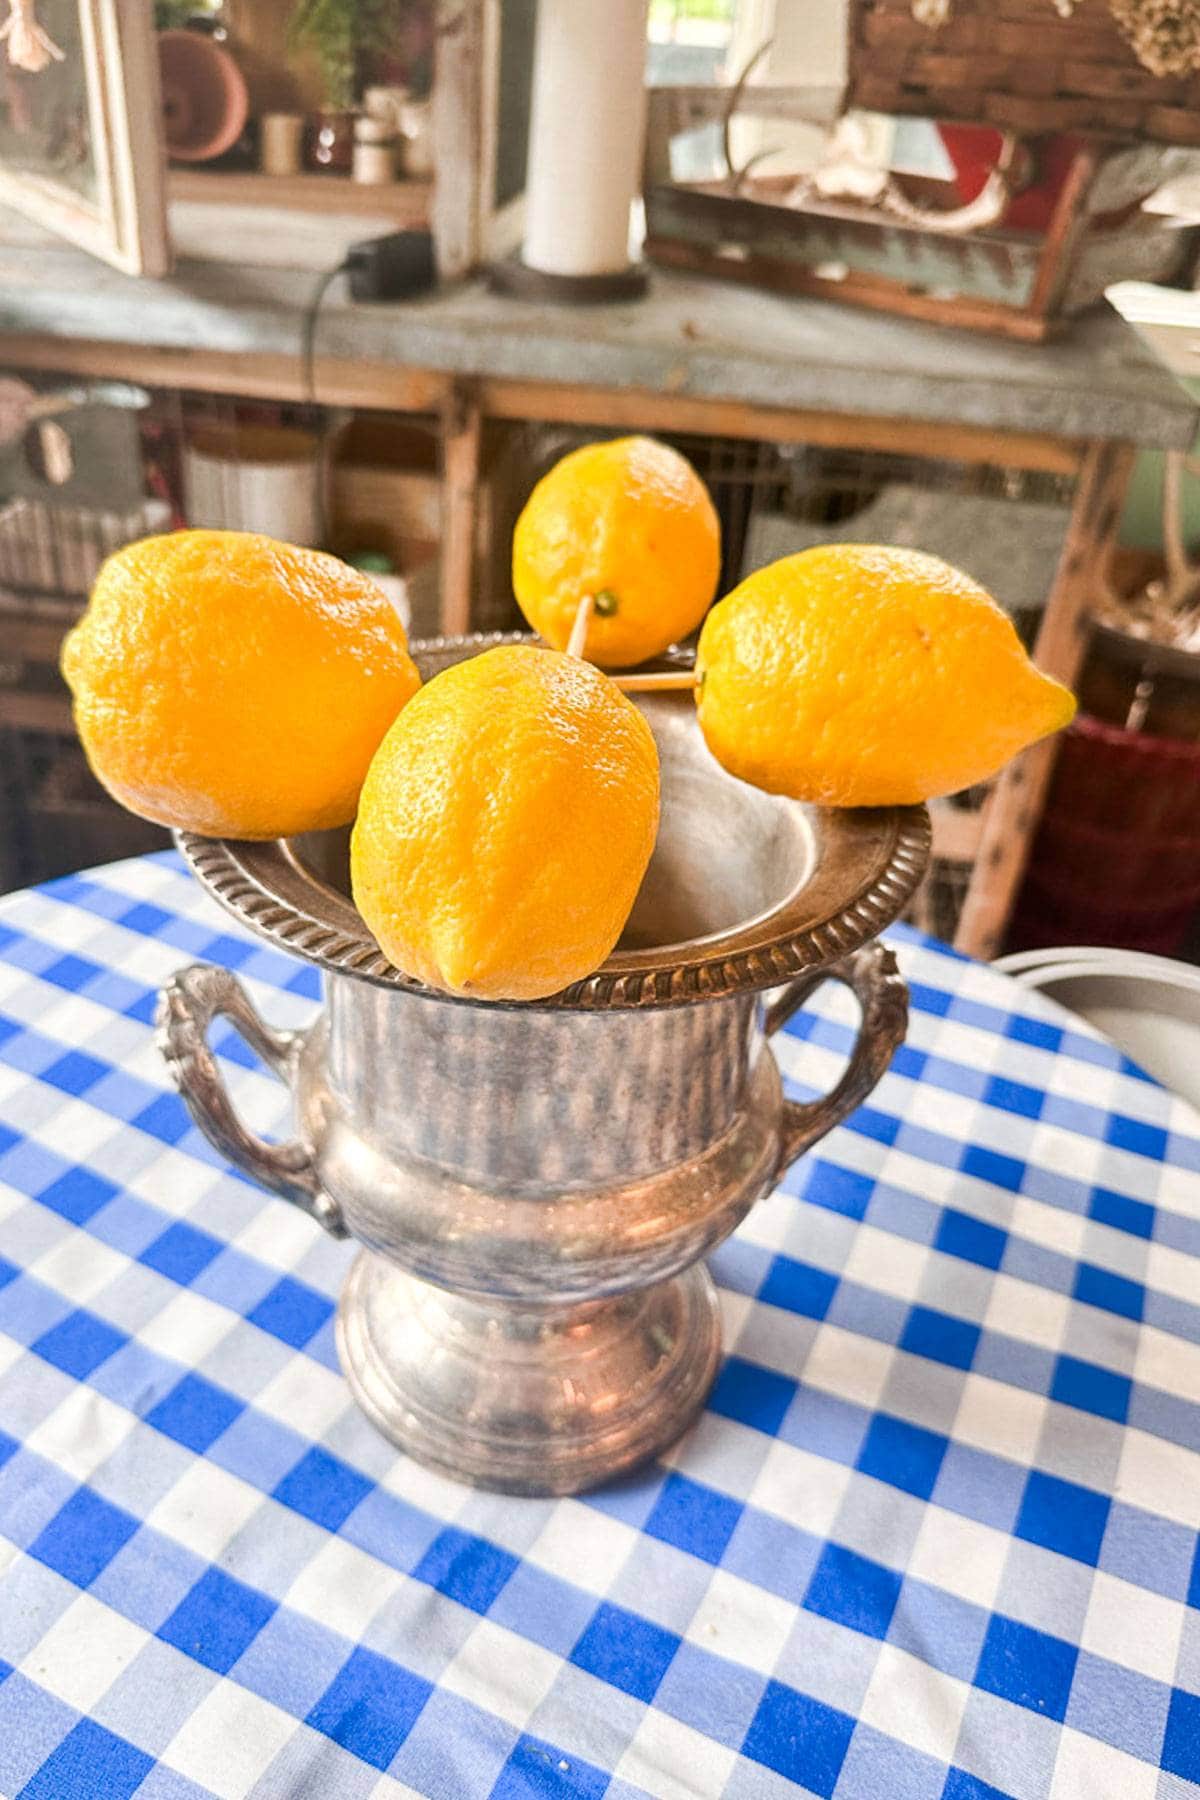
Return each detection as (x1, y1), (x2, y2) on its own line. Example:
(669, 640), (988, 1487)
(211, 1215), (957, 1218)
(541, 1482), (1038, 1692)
(158, 634), (929, 1496)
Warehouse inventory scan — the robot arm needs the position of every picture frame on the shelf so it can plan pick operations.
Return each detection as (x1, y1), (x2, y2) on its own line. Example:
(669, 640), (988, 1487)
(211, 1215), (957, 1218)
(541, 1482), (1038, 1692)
(0, 0), (170, 276)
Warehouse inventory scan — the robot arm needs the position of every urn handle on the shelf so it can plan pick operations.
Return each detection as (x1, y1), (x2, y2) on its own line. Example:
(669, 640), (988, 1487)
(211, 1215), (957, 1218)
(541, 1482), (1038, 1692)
(156, 962), (345, 1237)
(766, 941), (908, 1176)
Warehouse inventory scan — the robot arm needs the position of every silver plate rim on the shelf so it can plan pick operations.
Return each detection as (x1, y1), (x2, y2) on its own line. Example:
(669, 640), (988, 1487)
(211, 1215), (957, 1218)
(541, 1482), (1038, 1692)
(177, 632), (930, 1011)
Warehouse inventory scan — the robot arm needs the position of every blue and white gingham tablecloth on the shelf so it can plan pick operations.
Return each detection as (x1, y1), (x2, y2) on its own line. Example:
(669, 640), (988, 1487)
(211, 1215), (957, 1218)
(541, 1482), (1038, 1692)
(0, 851), (1198, 1800)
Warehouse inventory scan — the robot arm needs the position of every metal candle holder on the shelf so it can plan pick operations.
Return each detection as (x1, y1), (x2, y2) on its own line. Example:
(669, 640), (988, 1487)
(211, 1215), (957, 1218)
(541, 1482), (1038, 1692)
(158, 636), (928, 1496)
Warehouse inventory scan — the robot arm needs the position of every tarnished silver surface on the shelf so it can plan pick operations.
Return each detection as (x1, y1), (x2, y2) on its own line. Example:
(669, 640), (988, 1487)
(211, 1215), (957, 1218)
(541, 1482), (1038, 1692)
(338, 1257), (723, 1495)
(158, 635), (923, 1495)
(321, 985), (759, 1193)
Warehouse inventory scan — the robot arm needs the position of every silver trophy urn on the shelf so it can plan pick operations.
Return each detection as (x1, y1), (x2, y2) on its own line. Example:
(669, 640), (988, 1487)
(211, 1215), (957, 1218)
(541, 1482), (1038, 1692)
(159, 636), (927, 1495)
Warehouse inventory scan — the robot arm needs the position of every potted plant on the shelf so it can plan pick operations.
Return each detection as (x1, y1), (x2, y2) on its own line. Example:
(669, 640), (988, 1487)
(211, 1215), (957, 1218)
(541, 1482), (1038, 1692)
(288, 0), (408, 167)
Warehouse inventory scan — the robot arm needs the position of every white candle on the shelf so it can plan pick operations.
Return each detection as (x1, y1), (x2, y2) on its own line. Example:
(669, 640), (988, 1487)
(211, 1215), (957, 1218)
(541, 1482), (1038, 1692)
(522, 0), (650, 278)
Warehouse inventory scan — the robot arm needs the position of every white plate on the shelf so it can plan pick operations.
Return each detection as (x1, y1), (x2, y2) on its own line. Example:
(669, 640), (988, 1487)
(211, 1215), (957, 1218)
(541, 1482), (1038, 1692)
(1008, 957), (1200, 1110)
(996, 945), (1200, 982)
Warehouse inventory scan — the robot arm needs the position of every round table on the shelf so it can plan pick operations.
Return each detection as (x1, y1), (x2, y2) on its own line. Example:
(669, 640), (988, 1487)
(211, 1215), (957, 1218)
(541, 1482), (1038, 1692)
(0, 851), (1198, 1800)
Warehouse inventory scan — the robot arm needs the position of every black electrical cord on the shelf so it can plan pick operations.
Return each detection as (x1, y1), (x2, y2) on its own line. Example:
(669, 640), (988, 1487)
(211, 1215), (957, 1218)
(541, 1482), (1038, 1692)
(301, 257), (349, 410)
(300, 257), (350, 546)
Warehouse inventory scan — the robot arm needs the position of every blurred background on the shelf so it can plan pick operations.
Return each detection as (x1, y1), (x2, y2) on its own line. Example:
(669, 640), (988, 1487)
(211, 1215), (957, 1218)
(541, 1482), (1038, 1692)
(4, 0), (1200, 970)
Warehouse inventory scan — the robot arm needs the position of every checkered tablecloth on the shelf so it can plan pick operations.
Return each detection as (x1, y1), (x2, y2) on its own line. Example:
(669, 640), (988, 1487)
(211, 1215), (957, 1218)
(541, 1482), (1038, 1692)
(0, 850), (1198, 1800)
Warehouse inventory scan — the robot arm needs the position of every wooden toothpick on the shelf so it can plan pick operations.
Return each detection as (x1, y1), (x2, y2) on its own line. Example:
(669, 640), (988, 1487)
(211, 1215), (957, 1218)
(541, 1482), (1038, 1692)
(612, 670), (700, 693)
(564, 595), (700, 693)
(566, 594), (593, 659)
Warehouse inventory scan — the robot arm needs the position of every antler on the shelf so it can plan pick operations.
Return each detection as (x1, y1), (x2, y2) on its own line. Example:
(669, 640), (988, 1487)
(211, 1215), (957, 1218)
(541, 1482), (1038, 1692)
(722, 37), (777, 196)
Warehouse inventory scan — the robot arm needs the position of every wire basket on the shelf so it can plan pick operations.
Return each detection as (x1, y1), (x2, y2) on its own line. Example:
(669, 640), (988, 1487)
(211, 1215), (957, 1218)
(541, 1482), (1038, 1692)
(489, 428), (1072, 613)
(486, 422), (802, 609)
(0, 496), (172, 596)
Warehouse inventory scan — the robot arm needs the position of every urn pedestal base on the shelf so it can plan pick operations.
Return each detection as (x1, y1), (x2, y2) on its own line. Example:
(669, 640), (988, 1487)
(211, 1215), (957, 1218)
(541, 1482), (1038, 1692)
(336, 1249), (722, 1497)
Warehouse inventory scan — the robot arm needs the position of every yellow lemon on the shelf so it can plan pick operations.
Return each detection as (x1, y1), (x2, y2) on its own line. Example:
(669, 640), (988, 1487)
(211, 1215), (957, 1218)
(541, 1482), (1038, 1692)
(351, 644), (660, 1000)
(512, 435), (720, 667)
(61, 529), (420, 839)
(695, 545), (1075, 807)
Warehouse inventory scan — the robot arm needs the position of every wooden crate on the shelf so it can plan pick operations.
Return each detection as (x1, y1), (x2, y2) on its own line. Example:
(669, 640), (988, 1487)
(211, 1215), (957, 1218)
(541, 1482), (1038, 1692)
(328, 416), (444, 572)
(328, 414), (502, 635)
(644, 59), (1200, 342)
(849, 0), (1200, 145)
(645, 170), (1197, 342)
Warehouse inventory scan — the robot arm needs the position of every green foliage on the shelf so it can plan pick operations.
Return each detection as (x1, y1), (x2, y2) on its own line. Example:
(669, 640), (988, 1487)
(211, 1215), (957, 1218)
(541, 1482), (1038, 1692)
(287, 0), (409, 110)
(648, 0), (736, 24)
(154, 0), (219, 26)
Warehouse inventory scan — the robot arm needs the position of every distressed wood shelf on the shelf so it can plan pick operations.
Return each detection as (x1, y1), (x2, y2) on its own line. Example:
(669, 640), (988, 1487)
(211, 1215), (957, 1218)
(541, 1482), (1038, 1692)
(167, 170), (432, 222)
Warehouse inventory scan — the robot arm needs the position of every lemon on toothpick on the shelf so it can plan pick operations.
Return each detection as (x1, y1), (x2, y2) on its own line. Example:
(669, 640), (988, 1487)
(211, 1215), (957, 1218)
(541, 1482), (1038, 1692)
(607, 545), (1075, 807)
